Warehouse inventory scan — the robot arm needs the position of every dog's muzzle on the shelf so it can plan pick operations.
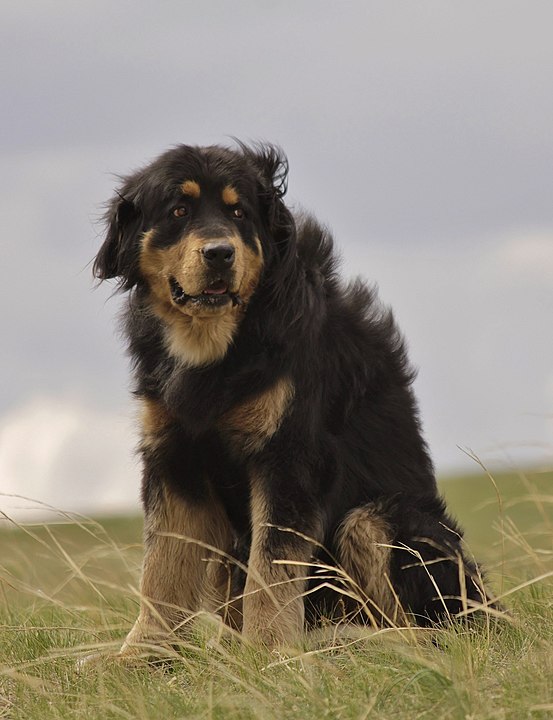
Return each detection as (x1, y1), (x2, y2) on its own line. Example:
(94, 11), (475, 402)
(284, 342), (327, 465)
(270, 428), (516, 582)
(169, 276), (243, 308)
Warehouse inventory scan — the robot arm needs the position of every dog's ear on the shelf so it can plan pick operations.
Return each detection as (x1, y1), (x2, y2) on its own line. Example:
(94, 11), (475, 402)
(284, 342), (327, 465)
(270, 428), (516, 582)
(244, 143), (289, 201)
(238, 142), (304, 338)
(93, 191), (144, 290)
(239, 142), (296, 261)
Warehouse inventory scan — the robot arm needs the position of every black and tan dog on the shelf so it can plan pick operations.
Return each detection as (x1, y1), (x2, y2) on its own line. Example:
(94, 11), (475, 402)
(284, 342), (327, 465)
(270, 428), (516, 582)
(94, 142), (488, 653)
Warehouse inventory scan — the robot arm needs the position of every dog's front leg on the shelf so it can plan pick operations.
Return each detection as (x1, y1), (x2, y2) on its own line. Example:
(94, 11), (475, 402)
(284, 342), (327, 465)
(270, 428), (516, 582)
(120, 399), (233, 656)
(242, 468), (322, 647)
(121, 484), (233, 656)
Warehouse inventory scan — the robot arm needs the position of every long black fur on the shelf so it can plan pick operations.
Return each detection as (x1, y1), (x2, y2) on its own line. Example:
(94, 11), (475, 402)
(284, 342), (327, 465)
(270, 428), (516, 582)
(95, 142), (487, 630)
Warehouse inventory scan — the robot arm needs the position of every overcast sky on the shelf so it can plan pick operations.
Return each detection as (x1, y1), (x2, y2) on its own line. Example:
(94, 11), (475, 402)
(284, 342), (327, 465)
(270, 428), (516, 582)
(1, 1), (552, 520)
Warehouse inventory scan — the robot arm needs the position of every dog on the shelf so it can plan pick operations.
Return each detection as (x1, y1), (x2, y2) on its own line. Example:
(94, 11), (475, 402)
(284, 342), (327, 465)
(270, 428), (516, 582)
(94, 142), (487, 652)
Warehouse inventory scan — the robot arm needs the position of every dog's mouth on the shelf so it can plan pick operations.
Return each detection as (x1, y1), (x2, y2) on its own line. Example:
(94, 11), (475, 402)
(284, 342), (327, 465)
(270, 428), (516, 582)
(169, 277), (243, 308)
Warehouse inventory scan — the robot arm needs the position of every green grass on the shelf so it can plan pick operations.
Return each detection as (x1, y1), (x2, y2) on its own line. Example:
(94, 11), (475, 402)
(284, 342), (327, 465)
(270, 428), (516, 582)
(1, 467), (553, 719)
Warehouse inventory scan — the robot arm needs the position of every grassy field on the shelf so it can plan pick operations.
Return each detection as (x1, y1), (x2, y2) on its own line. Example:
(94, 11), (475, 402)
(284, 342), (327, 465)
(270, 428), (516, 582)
(1, 466), (552, 719)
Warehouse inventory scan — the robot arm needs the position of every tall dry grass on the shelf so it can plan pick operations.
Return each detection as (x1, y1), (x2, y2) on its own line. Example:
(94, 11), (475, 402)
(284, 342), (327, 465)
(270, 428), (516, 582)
(1, 466), (552, 719)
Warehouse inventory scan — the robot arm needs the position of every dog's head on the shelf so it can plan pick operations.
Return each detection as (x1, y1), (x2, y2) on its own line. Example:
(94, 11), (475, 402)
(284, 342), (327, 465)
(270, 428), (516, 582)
(94, 143), (294, 320)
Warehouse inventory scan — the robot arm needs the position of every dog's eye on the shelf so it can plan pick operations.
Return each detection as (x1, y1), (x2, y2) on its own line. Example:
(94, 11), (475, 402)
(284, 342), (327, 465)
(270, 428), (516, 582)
(173, 206), (188, 218)
(233, 207), (245, 219)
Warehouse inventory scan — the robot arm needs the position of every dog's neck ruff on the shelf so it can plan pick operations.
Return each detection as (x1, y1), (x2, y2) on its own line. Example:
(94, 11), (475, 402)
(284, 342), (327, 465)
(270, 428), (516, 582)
(162, 310), (240, 368)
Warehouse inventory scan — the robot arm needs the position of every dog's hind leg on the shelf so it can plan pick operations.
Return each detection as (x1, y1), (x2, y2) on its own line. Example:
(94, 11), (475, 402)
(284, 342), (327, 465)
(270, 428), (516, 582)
(334, 500), (489, 628)
(385, 500), (489, 625)
(334, 504), (402, 626)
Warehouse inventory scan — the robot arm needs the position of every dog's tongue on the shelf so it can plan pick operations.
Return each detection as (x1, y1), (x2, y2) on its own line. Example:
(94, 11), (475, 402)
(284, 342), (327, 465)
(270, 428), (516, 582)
(203, 280), (228, 295)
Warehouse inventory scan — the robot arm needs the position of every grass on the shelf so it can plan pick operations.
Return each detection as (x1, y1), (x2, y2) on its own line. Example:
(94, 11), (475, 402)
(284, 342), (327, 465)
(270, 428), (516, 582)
(1, 466), (552, 719)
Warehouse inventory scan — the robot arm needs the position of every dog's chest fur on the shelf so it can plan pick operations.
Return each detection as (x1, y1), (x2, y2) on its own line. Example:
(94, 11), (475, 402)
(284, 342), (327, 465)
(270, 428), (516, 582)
(218, 376), (295, 455)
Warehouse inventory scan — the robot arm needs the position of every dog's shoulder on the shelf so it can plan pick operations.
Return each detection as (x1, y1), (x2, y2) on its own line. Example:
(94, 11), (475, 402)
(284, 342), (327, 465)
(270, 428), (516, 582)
(291, 214), (413, 382)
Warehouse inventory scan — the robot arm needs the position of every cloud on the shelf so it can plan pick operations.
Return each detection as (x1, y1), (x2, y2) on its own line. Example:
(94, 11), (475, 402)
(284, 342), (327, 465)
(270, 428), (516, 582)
(494, 232), (553, 280)
(1, 0), (552, 516)
(0, 396), (138, 522)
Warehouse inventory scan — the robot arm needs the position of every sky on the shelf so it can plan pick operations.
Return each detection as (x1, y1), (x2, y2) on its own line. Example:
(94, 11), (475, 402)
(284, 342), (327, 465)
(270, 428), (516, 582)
(1, 0), (552, 520)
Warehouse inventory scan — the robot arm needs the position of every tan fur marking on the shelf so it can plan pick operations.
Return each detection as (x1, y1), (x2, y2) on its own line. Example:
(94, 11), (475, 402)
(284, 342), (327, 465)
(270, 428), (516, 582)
(220, 377), (294, 454)
(139, 229), (264, 367)
(181, 180), (201, 198)
(232, 235), (264, 308)
(164, 314), (241, 368)
(336, 505), (398, 623)
(242, 473), (316, 646)
(120, 485), (234, 655)
(222, 185), (239, 205)
(140, 397), (172, 449)
(139, 229), (208, 301)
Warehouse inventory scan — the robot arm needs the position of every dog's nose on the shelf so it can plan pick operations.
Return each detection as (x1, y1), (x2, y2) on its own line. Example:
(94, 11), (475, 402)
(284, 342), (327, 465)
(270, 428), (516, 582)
(201, 243), (235, 270)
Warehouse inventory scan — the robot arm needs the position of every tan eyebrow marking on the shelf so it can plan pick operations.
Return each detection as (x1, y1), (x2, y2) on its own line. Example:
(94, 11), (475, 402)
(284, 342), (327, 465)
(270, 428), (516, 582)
(222, 185), (240, 205)
(181, 180), (201, 198)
